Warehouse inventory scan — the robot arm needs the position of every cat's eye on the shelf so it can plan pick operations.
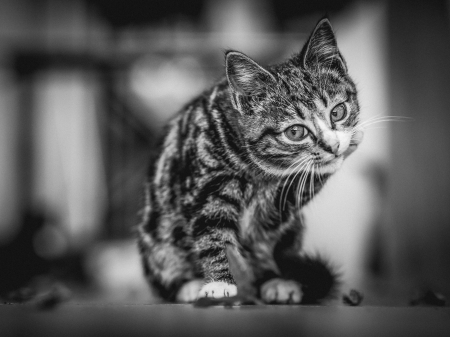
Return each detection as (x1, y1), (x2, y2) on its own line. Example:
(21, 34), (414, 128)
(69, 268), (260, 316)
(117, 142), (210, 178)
(284, 125), (308, 141)
(330, 103), (347, 123)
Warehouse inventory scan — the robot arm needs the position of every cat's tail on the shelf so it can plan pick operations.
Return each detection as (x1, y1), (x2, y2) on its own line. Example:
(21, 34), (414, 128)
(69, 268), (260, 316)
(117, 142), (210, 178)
(277, 254), (340, 304)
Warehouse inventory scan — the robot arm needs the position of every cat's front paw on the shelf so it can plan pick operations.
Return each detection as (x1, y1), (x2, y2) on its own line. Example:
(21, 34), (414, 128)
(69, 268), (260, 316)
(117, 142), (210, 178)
(198, 281), (237, 299)
(261, 278), (302, 304)
(176, 279), (204, 303)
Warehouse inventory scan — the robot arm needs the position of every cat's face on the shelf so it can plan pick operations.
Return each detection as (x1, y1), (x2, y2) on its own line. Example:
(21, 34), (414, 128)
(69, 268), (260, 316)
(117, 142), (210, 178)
(226, 18), (360, 177)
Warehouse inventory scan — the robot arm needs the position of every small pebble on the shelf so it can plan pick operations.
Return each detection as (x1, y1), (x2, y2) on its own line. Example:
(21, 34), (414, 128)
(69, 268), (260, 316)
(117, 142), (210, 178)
(342, 289), (364, 306)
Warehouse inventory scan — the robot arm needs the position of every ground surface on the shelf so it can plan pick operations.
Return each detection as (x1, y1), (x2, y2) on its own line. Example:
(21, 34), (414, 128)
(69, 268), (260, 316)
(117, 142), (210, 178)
(1, 303), (450, 337)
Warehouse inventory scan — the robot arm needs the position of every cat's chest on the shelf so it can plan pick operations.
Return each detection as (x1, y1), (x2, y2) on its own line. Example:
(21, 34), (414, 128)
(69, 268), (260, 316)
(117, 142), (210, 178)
(239, 182), (287, 237)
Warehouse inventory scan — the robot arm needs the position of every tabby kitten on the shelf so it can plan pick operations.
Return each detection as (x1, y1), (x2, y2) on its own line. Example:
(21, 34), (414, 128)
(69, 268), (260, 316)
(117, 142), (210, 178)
(137, 18), (362, 304)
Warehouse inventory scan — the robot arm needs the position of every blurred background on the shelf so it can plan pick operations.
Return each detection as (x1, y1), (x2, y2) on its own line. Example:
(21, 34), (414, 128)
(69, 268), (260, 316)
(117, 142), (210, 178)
(0, 0), (449, 305)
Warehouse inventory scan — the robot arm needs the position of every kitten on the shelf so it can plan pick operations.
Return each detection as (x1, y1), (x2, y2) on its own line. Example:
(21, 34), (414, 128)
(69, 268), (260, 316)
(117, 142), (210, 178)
(137, 18), (362, 304)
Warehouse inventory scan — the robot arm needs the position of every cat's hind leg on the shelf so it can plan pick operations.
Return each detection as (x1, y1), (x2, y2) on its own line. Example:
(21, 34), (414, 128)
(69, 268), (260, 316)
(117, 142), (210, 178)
(250, 206), (334, 304)
(137, 215), (200, 302)
(271, 220), (339, 304)
(260, 278), (302, 304)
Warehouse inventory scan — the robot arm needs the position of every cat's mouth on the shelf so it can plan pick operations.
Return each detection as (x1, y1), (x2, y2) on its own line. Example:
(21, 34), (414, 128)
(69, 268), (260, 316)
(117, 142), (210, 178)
(317, 156), (344, 174)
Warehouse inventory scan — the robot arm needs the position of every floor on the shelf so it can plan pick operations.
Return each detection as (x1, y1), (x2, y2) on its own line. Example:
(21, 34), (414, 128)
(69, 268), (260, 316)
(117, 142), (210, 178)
(1, 303), (450, 337)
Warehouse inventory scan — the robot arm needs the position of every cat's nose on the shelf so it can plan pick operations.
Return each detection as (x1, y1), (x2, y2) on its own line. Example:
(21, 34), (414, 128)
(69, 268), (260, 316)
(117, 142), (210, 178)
(319, 139), (340, 155)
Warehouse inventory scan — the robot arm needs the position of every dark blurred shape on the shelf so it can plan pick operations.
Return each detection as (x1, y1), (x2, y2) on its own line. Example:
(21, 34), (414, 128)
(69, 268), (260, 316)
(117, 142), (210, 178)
(387, 0), (450, 300)
(0, 210), (49, 297)
(365, 163), (389, 279)
(88, 0), (204, 27)
(31, 280), (71, 310)
(88, 0), (356, 30)
(410, 289), (447, 307)
(271, 0), (354, 29)
(3, 276), (71, 310)
(0, 209), (73, 306)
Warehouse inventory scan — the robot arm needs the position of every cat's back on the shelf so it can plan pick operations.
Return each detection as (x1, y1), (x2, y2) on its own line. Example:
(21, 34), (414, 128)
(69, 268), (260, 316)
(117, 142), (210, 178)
(150, 79), (244, 205)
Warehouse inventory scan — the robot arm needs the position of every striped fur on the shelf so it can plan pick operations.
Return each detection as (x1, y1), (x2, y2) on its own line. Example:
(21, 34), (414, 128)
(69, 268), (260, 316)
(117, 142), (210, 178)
(137, 18), (360, 303)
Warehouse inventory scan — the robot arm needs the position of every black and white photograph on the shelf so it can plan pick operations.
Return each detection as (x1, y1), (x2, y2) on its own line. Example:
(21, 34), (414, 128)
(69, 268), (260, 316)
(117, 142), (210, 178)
(0, 0), (449, 336)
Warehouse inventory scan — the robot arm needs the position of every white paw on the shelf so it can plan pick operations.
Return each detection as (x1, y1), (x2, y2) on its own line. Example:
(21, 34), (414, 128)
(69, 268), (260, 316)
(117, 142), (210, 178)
(176, 279), (204, 303)
(198, 281), (237, 299)
(261, 278), (302, 304)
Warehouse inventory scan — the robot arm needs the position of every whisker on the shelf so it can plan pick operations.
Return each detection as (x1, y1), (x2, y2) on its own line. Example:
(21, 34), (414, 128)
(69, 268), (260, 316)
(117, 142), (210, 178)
(292, 160), (310, 210)
(357, 116), (411, 129)
(307, 163), (318, 214)
(296, 160), (313, 209)
(299, 162), (314, 207)
(310, 163), (315, 201)
(281, 157), (311, 212)
(356, 126), (390, 131)
(278, 156), (310, 213)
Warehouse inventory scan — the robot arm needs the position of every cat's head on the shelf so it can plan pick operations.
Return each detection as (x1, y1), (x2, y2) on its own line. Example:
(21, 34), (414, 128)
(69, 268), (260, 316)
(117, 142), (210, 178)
(226, 18), (361, 177)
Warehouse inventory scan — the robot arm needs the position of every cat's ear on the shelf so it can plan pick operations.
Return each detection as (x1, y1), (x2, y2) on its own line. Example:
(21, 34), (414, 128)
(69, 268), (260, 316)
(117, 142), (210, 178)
(297, 18), (347, 73)
(226, 51), (276, 96)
